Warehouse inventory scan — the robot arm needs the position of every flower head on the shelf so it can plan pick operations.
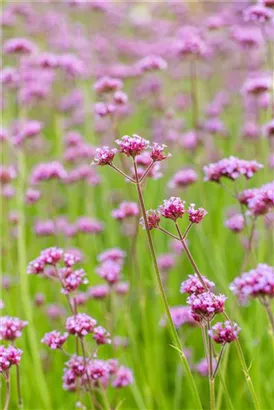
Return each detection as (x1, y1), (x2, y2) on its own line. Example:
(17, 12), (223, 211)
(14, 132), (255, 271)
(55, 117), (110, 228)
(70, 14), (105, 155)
(0, 346), (23, 372)
(92, 146), (117, 166)
(41, 330), (69, 349)
(159, 197), (185, 221)
(140, 209), (161, 230)
(150, 143), (171, 162)
(112, 366), (134, 388)
(0, 316), (28, 341)
(187, 292), (226, 322)
(225, 214), (245, 233)
(93, 326), (111, 345)
(204, 156), (263, 182)
(116, 134), (150, 157)
(66, 313), (97, 337)
(187, 204), (207, 224)
(181, 274), (215, 295)
(208, 321), (241, 344)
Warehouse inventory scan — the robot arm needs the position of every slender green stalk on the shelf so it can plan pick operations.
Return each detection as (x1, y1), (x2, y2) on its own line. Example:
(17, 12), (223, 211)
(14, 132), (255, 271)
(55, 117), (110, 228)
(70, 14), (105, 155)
(16, 365), (22, 408)
(210, 379), (215, 410)
(3, 371), (11, 410)
(16, 150), (51, 409)
(132, 159), (203, 410)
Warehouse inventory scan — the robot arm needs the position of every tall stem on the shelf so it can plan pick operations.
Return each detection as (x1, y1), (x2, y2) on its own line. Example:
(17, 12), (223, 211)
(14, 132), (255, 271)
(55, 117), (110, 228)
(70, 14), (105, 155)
(209, 379), (215, 410)
(132, 158), (203, 410)
(190, 58), (199, 131)
(4, 371), (11, 410)
(175, 222), (208, 289)
(16, 365), (22, 408)
(17, 150), (51, 409)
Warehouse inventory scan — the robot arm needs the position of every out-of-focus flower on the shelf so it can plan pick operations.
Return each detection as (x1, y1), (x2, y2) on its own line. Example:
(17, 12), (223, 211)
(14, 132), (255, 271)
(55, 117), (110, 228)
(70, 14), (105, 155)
(41, 331), (69, 349)
(181, 274), (215, 295)
(0, 316), (28, 341)
(208, 321), (241, 344)
(66, 313), (97, 337)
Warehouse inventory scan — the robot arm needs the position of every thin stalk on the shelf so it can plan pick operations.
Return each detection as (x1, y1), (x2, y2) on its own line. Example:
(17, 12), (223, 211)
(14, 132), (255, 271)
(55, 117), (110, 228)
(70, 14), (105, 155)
(16, 365), (22, 408)
(110, 163), (136, 183)
(99, 383), (112, 410)
(79, 337), (94, 406)
(139, 161), (155, 183)
(4, 371), (11, 410)
(17, 150), (51, 409)
(190, 58), (199, 131)
(201, 325), (209, 369)
(213, 344), (226, 379)
(157, 226), (180, 241)
(260, 299), (274, 334)
(210, 379), (216, 410)
(132, 158), (203, 410)
(223, 312), (260, 410)
(175, 222), (208, 289)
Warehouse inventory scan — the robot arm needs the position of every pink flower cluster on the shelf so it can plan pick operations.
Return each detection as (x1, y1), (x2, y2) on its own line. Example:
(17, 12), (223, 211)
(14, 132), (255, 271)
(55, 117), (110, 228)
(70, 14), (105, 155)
(93, 146), (117, 166)
(239, 181), (274, 216)
(0, 345), (22, 373)
(97, 248), (126, 264)
(41, 330), (68, 349)
(0, 165), (17, 185)
(159, 197), (186, 221)
(181, 274), (215, 295)
(160, 305), (197, 328)
(204, 156), (263, 182)
(230, 263), (274, 303)
(208, 321), (241, 344)
(169, 168), (198, 189)
(225, 213), (245, 233)
(30, 162), (67, 185)
(66, 313), (97, 337)
(115, 134), (150, 157)
(187, 292), (226, 323)
(112, 201), (139, 220)
(0, 316), (28, 341)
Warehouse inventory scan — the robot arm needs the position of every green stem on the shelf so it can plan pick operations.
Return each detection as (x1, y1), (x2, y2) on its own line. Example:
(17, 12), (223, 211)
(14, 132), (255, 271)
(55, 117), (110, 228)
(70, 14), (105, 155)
(132, 158), (203, 410)
(210, 379), (215, 410)
(4, 371), (11, 410)
(17, 150), (51, 409)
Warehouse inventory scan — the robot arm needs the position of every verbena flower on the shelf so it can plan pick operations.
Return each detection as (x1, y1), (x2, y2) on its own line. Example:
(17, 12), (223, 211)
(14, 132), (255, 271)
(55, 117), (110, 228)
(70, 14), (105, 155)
(0, 316), (28, 341)
(66, 313), (97, 337)
(92, 146), (117, 166)
(225, 214), (245, 233)
(158, 197), (185, 221)
(41, 330), (69, 349)
(140, 209), (161, 230)
(112, 366), (134, 388)
(0, 345), (23, 372)
(169, 169), (198, 189)
(181, 274), (215, 295)
(115, 134), (150, 157)
(93, 326), (111, 345)
(204, 156), (263, 182)
(187, 204), (208, 224)
(187, 292), (226, 322)
(208, 321), (241, 344)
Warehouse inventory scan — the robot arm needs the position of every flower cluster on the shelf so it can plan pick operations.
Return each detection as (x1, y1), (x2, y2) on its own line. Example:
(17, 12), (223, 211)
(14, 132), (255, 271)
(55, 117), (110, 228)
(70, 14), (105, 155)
(160, 305), (197, 328)
(41, 330), (68, 349)
(112, 201), (139, 220)
(204, 157), (263, 182)
(0, 316), (28, 341)
(187, 292), (226, 323)
(0, 345), (23, 373)
(208, 321), (241, 344)
(181, 274), (215, 295)
(66, 313), (97, 337)
(225, 213), (245, 233)
(169, 168), (198, 189)
(115, 134), (150, 157)
(230, 263), (274, 304)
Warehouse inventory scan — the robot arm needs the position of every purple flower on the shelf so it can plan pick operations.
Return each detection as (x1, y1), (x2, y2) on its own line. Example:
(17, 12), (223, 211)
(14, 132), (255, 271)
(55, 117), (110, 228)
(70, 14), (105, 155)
(204, 156), (263, 182)
(66, 313), (97, 337)
(140, 209), (161, 230)
(94, 76), (123, 94)
(243, 4), (274, 23)
(41, 331), (69, 349)
(159, 197), (185, 221)
(96, 261), (121, 284)
(92, 146), (117, 166)
(160, 306), (197, 328)
(187, 204), (207, 224)
(97, 248), (126, 264)
(0, 316), (28, 341)
(137, 55), (167, 72)
(115, 134), (150, 157)
(112, 201), (139, 220)
(181, 274), (215, 295)
(150, 143), (171, 162)
(208, 321), (241, 344)
(225, 214), (245, 233)
(187, 292), (226, 322)
(88, 285), (110, 299)
(93, 326), (111, 345)
(0, 346), (23, 372)
(4, 37), (36, 54)
(169, 169), (198, 189)
(112, 366), (134, 388)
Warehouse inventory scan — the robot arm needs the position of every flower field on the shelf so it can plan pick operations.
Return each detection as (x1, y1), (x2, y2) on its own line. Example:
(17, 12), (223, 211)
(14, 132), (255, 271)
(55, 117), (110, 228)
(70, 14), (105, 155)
(1, 2), (274, 410)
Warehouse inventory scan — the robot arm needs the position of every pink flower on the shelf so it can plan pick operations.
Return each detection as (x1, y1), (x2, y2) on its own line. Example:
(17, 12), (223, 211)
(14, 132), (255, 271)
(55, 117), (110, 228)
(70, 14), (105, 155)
(262, 119), (274, 139)
(225, 214), (245, 233)
(230, 263), (274, 303)
(204, 156), (263, 182)
(65, 355), (85, 376)
(114, 281), (129, 296)
(41, 331), (69, 349)
(61, 268), (88, 294)
(0, 166), (17, 185)
(88, 359), (109, 381)
(40, 247), (64, 265)
(159, 197), (185, 221)
(0, 316), (28, 341)
(112, 366), (134, 388)
(137, 55), (167, 72)
(4, 37), (36, 54)
(150, 143), (171, 162)
(187, 204), (207, 224)
(66, 313), (97, 337)
(112, 201), (139, 220)
(160, 306), (197, 328)
(93, 146), (117, 166)
(63, 252), (80, 267)
(93, 326), (111, 345)
(187, 292), (226, 322)
(76, 217), (104, 234)
(169, 169), (198, 189)
(94, 76), (123, 94)
(0, 346), (23, 372)
(96, 261), (121, 284)
(94, 102), (116, 117)
(157, 253), (176, 272)
(97, 248), (126, 264)
(208, 321), (240, 344)
(181, 274), (215, 295)
(25, 188), (41, 204)
(113, 91), (128, 105)
(140, 209), (161, 230)
(88, 285), (110, 299)
(243, 4), (274, 23)
(31, 162), (66, 184)
(115, 134), (150, 157)
(196, 358), (216, 377)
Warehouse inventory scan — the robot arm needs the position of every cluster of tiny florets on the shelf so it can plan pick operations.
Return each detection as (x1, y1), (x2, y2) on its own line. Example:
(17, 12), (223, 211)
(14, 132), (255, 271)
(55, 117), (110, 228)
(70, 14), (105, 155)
(204, 156), (263, 182)
(181, 274), (215, 295)
(208, 321), (241, 344)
